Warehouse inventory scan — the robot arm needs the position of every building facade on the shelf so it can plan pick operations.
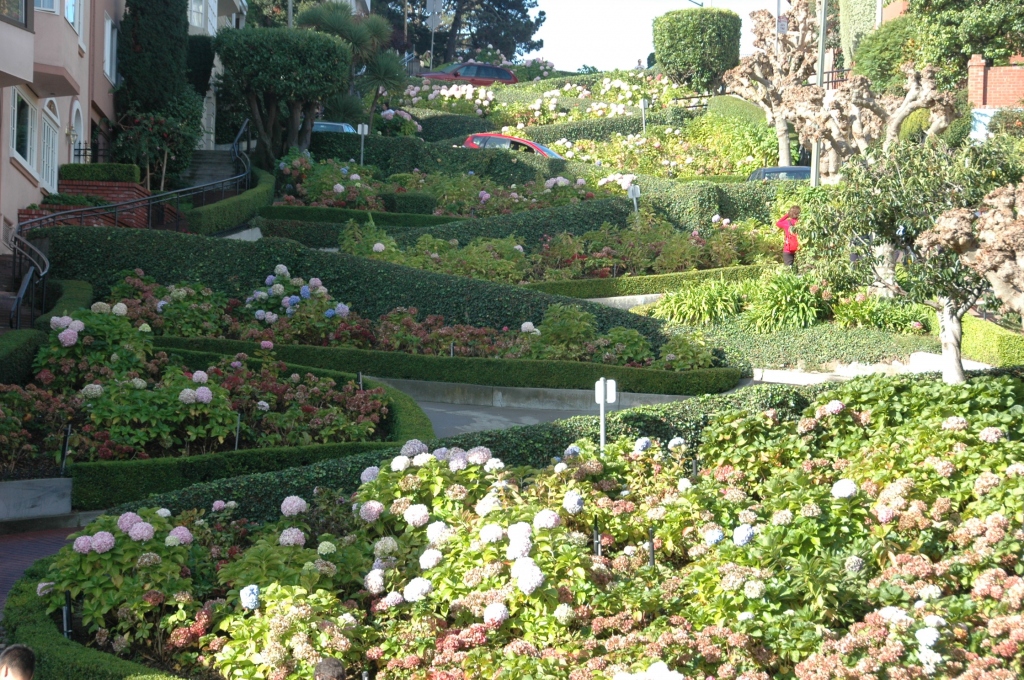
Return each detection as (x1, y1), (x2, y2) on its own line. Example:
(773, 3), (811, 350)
(188, 0), (246, 150)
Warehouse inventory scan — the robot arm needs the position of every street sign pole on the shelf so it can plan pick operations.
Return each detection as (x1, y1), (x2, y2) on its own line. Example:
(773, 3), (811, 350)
(595, 378), (617, 452)
(357, 123), (369, 165)
(627, 184), (641, 213)
(640, 98), (648, 133)
(811, 0), (829, 188)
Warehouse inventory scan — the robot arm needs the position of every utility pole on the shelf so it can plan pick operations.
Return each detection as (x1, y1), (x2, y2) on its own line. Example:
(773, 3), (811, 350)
(287, 0), (293, 28)
(404, 0), (409, 45)
(811, 0), (827, 187)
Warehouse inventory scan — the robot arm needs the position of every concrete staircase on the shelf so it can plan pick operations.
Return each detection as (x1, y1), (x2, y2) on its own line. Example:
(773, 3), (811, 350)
(179, 150), (238, 187)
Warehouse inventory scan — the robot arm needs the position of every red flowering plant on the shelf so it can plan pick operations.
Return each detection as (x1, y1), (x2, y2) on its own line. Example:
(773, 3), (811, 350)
(0, 385), (79, 478)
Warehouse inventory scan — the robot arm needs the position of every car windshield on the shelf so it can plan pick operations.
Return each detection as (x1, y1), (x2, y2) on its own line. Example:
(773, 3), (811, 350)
(765, 170), (810, 180)
(438, 63), (462, 73)
(533, 143), (562, 158)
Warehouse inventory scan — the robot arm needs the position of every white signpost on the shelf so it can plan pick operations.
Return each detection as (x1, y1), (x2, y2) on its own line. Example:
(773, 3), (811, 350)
(640, 98), (649, 133)
(357, 123), (369, 165)
(426, 0), (443, 70)
(595, 377), (617, 452)
(627, 184), (641, 213)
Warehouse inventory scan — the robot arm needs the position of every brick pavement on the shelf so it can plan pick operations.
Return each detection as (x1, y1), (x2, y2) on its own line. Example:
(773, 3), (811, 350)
(0, 529), (73, 621)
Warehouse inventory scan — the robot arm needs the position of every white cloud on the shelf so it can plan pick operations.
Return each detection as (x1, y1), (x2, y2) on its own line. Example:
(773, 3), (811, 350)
(523, 0), (780, 73)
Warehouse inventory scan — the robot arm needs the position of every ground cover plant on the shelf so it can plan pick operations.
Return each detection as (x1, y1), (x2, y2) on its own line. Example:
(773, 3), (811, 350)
(103, 267), (719, 374)
(340, 209), (779, 285)
(29, 371), (1024, 679)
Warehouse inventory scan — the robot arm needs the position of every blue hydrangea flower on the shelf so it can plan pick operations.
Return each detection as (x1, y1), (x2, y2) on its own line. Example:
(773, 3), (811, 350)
(267, 287), (274, 296)
(634, 437), (652, 452)
(342, 167), (349, 174)
(156, 300), (168, 313)
(704, 528), (724, 546)
(240, 584), (260, 610)
(667, 437), (686, 450)
(300, 285), (311, 299)
(335, 303), (350, 318)
(286, 307), (296, 316)
(467, 171), (475, 176)
(564, 445), (580, 458)
(278, 162), (286, 171)
(265, 275), (276, 286)
(733, 524), (755, 547)
(289, 295), (301, 306)
(255, 310), (266, 321)
(325, 309), (336, 318)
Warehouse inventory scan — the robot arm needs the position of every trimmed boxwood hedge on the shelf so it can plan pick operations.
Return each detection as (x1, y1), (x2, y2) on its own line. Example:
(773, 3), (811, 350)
(391, 199), (633, 251)
(259, 205), (462, 227)
(255, 215), (464, 250)
(962, 314), (1024, 367)
(34, 279), (95, 332)
(33, 226), (670, 346)
(120, 382), (816, 522)
(58, 163), (142, 184)
(69, 348), (434, 510)
(153, 336), (741, 396)
(525, 264), (770, 298)
(378, 191), (437, 215)
(0, 329), (47, 385)
(183, 168), (274, 236)
(407, 107), (495, 142)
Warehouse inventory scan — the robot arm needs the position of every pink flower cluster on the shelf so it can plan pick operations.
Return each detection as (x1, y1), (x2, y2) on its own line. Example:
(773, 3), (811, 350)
(280, 495), (308, 517)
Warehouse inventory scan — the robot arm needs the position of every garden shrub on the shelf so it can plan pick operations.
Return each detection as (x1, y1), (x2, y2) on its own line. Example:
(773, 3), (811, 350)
(57, 163), (142, 184)
(117, 382), (814, 521)
(707, 95), (765, 125)
(852, 14), (919, 94)
(33, 280), (95, 332)
(182, 168), (274, 236)
(259, 205), (461, 226)
(378, 191), (437, 215)
(153, 336), (741, 396)
(0, 330), (47, 385)
(406, 107), (495, 142)
(962, 313), (1024, 367)
(654, 280), (743, 324)
(652, 8), (741, 91)
(34, 226), (671, 345)
(41, 193), (109, 207)
(525, 264), (770, 298)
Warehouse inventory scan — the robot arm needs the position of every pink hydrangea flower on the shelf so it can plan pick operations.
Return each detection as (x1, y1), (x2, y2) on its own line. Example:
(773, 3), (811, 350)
(91, 531), (115, 553)
(360, 500), (384, 522)
(280, 495), (308, 517)
(823, 400), (846, 416)
(212, 500), (226, 512)
(260, 341), (274, 350)
(195, 386), (213, 404)
(73, 535), (93, 554)
(58, 328), (79, 347)
(404, 504), (430, 528)
(128, 522), (155, 542)
(168, 526), (193, 545)
(279, 527), (306, 547)
(942, 416), (968, 431)
(979, 427), (1006, 444)
(117, 512), (143, 533)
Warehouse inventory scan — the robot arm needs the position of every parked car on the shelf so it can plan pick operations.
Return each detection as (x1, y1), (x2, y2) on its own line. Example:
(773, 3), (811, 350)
(463, 133), (564, 159)
(422, 63), (518, 86)
(312, 121), (356, 133)
(747, 166), (811, 181)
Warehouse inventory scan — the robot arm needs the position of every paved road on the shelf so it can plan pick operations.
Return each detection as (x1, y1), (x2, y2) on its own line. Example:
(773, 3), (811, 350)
(419, 401), (595, 438)
(0, 528), (72, 622)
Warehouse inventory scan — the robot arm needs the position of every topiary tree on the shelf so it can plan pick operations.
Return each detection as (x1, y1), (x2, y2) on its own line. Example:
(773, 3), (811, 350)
(653, 8), (741, 93)
(215, 28), (352, 168)
(723, 0), (818, 167)
(837, 0), (876, 66)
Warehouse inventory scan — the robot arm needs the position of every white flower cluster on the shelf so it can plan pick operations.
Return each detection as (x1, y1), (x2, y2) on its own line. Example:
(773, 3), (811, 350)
(511, 556), (545, 595)
(611, 661), (685, 680)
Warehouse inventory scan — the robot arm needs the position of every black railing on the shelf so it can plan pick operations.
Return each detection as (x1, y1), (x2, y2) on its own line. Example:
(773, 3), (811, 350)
(73, 146), (111, 164)
(18, 119), (252, 237)
(4, 219), (49, 330)
(821, 69), (851, 90)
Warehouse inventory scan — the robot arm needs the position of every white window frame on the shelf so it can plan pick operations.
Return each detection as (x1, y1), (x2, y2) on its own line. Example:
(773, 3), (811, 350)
(103, 12), (118, 83)
(34, 0), (55, 13)
(41, 116), (59, 192)
(188, 0), (203, 28)
(10, 87), (38, 173)
(64, 0), (79, 33)
(206, 0), (215, 35)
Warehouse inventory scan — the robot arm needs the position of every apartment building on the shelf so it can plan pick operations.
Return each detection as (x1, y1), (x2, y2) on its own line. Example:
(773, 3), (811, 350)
(187, 0), (246, 150)
(0, 0), (122, 243)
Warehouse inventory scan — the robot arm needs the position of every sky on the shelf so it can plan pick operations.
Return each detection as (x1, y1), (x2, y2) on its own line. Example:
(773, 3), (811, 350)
(522, 0), (780, 73)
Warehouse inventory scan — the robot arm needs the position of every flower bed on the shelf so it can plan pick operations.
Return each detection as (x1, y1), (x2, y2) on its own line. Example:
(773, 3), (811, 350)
(15, 372), (1024, 678)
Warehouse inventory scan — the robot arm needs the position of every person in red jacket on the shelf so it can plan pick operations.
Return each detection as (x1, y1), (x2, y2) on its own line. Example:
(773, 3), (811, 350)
(776, 205), (800, 268)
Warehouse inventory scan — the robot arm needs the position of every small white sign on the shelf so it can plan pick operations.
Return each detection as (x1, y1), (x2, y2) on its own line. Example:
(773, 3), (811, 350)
(777, 17), (789, 33)
(626, 184), (641, 199)
(640, 98), (649, 110)
(595, 378), (617, 404)
(357, 123), (369, 136)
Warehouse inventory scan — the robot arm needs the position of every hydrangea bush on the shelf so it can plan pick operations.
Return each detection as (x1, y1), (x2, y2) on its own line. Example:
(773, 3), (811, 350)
(37, 373), (1024, 678)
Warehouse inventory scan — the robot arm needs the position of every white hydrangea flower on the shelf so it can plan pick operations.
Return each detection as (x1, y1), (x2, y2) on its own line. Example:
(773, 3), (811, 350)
(156, 508), (172, 518)
(374, 537), (398, 557)
(390, 455), (411, 472)
(364, 569), (385, 594)
(419, 549), (443, 570)
(915, 627), (940, 648)
(831, 479), (859, 499)
(111, 303), (128, 316)
(412, 453), (434, 467)
(484, 458), (505, 472)
(426, 521), (451, 545)
(403, 577), (433, 602)
(483, 602), (509, 626)
(479, 524), (504, 544)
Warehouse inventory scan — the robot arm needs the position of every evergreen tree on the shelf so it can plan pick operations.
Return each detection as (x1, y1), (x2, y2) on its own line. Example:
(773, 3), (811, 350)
(116, 0), (191, 115)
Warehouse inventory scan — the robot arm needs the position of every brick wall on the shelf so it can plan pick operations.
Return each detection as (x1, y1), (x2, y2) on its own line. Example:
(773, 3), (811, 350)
(57, 180), (150, 204)
(969, 54), (1024, 108)
(882, 1), (907, 23)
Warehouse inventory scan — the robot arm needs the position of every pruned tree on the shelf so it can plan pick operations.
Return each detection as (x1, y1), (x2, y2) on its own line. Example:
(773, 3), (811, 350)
(919, 184), (1024, 328)
(723, 0), (818, 166)
(781, 65), (956, 181)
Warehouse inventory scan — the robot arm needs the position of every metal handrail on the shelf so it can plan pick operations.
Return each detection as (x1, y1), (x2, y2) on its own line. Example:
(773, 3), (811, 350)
(9, 265), (38, 330)
(17, 119), (252, 238)
(4, 218), (49, 329)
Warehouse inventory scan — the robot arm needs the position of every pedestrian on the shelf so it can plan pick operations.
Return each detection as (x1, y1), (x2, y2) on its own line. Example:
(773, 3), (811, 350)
(0, 645), (35, 680)
(314, 657), (346, 680)
(776, 205), (800, 268)
(636, 59), (644, 71)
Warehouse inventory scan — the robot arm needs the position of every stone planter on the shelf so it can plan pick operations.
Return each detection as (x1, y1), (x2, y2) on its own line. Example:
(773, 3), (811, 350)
(0, 478), (72, 521)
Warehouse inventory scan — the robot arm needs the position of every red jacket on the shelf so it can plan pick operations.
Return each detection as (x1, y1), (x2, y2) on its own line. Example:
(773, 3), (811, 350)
(777, 216), (799, 253)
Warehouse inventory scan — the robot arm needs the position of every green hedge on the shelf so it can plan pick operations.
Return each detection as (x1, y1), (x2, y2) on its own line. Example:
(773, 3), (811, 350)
(407, 107), (495, 142)
(33, 226), (670, 345)
(259, 205), (462, 227)
(525, 264), (770, 298)
(34, 280), (95, 332)
(653, 8), (741, 91)
(153, 336), (740, 396)
(962, 314), (1024, 367)
(523, 108), (699, 146)
(707, 95), (765, 125)
(182, 168), (274, 236)
(69, 348), (434, 510)
(58, 163), (142, 184)
(378, 191), (437, 215)
(4, 560), (182, 680)
(391, 199), (634, 251)
(0, 329), (46, 385)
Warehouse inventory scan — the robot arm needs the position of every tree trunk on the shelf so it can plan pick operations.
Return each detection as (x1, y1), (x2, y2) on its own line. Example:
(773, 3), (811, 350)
(444, 1), (466, 63)
(870, 243), (898, 297)
(298, 102), (317, 151)
(775, 114), (791, 167)
(937, 298), (966, 385)
(285, 101), (303, 151)
(367, 91), (380, 135)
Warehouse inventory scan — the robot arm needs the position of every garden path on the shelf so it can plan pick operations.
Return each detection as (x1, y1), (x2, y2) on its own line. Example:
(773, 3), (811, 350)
(0, 528), (72, 623)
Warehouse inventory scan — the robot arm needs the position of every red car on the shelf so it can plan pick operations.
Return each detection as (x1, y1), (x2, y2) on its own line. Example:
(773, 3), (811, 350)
(422, 63), (518, 86)
(463, 133), (564, 159)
